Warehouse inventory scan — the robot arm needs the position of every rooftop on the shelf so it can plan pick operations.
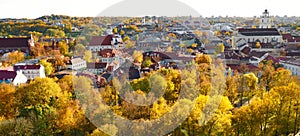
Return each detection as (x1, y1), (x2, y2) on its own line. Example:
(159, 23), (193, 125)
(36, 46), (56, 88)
(238, 28), (280, 36)
(88, 35), (113, 46)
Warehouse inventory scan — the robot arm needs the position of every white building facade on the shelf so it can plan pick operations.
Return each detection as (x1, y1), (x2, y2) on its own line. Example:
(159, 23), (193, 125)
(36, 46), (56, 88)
(279, 59), (300, 76)
(66, 58), (87, 71)
(14, 64), (46, 80)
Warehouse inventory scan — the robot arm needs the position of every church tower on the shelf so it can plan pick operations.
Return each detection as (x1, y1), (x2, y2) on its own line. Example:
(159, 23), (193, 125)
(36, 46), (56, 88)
(259, 9), (273, 28)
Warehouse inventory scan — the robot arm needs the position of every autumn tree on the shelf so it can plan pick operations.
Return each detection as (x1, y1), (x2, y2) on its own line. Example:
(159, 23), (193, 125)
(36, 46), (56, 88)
(84, 50), (93, 63)
(16, 78), (65, 135)
(58, 75), (74, 94)
(180, 95), (233, 135)
(123, 36), (130, 42)
(125, 40), (135, 49)
(215, 43), (225, 54)
(74, 44), (86, 56)
(141, 58), (152, 68)
(132, 50), (143, 63)
(225, 72), (240, 103)
(40, 59), (54, 76)
(31, 43), (46, 57)
(166, 45), (172, 52)
(256, 42), (261, 48)
(195, 53), (212, 64)
(0, 117), (33, 135)
(58, 41), (69, 55)
(0, 83), (17, 119)
(8, 51), (25, 64)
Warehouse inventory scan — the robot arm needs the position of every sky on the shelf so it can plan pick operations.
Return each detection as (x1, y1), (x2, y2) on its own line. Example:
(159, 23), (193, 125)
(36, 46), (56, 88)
(0, 0), (299, 19)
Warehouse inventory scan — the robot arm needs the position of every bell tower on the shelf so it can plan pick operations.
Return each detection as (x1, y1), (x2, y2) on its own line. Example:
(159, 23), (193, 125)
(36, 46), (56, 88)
(259, 9), (273, 28)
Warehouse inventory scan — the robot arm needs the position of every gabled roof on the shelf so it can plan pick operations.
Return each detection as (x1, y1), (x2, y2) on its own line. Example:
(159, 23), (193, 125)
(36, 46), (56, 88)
(88, 35), (113, 46)
(0, 37), (31, 48)
(238, 28), (280, 36)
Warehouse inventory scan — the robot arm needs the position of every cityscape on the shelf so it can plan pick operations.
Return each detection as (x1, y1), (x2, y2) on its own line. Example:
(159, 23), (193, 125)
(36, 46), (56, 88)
(0, 3), (299, 136)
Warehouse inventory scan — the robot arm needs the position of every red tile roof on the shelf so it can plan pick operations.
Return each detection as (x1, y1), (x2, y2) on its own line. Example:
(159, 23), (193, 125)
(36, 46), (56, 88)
(88, 35), (113, 46)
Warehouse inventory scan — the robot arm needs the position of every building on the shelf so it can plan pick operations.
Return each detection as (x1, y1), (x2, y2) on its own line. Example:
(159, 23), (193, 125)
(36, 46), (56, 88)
(279, 58), (300, 76)
(259, 9), (274, 28)
(86, 63), (107, 75)
(0, 70), (28, 85)
(233, 28), (282, 49)
(233, 10), (282, 49)
(86, 35), (123, 52)
(66, 58), (87, 71)
(0, 36), (34, 55)
(13, 64), (46, 80)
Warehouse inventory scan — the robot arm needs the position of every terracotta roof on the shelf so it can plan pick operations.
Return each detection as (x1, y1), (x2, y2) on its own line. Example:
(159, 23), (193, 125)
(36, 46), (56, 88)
(0, 70), (16, 79)
(88, 35), (113, 46)
(238, 28), (280, 36)
(98, 49), (115, 57)
(0, 37), (31, 48)
(282, 34), (300, 43)
(107, 66), (113, 72)
(87, 63), (107, 69)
